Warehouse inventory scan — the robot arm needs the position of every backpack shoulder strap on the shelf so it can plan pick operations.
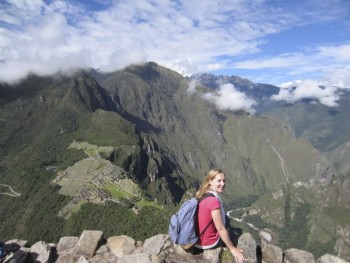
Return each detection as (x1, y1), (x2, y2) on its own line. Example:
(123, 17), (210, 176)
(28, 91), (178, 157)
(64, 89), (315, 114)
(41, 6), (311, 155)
(198, 192), (215, 202)
(197, 192), (215, 236)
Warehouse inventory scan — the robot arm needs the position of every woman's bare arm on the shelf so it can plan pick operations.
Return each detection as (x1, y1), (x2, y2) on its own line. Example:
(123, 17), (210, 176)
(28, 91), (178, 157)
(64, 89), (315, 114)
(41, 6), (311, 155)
(212, 209), (245, 263)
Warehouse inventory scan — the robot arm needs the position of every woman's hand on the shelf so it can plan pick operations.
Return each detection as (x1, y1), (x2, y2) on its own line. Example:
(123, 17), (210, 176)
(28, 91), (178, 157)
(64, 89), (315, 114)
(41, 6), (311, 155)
(230, 246), (244, 263)
(212, 209), (245, 262)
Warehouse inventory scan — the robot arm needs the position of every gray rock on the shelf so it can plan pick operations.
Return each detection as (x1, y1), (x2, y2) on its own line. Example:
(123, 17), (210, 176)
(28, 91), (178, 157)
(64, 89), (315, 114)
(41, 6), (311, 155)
(30, 241), (52, 263)
(56, 237), (79, 255)
(73, 230), (103, 258)
(143, 234), (169, 255)
(317, 253), (350, 263)
(76, 256), (89, 263)
(5, 231), (350, 263)
(1, 252), (13, 263)
(136, 240), (143, 247)
(173, 244), (191, 256)
(150, 254), (162, 263)
(119, 252), (153, 263)
(89, 252), (119, 263)
(2, 247), (30, 263)
(262, 244), (283, 263)
(283, 248), (315, 263)
(335, 225), (350, 261)
(55, 253), (75, 263)
(166, 252), (212, 263)
(202, 246), (222, 263)
(5, 240), (28, 248)
(3, 239), (27, 262)
(95, 244), (109, 255)
(237, 232), (258, 263)
(107, 235), (135, 257)
(11, 247), (30, 263)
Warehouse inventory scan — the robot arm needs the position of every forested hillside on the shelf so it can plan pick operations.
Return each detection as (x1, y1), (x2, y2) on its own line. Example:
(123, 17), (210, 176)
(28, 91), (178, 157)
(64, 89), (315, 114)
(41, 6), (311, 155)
(0, 63), (349, 260)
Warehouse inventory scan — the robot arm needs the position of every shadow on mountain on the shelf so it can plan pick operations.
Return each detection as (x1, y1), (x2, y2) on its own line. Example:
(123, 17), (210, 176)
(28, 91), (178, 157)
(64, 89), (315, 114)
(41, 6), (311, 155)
(121, 111), (162, 134)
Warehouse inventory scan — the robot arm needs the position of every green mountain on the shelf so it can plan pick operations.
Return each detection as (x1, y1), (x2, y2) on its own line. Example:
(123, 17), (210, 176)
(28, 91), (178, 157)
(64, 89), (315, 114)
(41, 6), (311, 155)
(253, 86), (350, 176)
(97, 63), (330, 195)
(0, 63), (349, 260)
(0, 70), (184, 244)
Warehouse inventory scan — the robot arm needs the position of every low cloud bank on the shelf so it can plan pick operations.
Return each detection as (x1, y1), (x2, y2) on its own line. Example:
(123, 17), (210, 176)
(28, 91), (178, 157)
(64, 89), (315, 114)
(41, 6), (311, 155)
(188, 80), (256, 114)
(272, 67), (350, 107)
(272, 79), (341, 107)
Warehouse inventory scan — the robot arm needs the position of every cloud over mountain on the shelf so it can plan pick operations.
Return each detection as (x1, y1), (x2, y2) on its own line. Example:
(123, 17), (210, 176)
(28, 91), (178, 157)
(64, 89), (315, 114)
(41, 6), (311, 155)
(188, 79), (257, 114)
(272, 80), (340, 107)
(0, 0), (349, 89)
(272, 66), (350, 107)
(203, 83), (257, 114)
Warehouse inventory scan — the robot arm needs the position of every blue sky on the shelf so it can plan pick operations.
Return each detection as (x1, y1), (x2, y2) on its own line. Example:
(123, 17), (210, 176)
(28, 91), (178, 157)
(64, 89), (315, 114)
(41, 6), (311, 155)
(1, 0), (350, 110)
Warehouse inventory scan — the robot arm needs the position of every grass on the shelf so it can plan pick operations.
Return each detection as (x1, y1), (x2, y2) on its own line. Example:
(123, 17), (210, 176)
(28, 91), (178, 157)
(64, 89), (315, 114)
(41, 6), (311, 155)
(68, 140), (114, 158)
(104, 182), (133, 199)
(135, 199), (163, 209)
(325, 206), (350, 225)
(56, 158), (103, 196)
(220, 249), (234, 263)
(104, 182), (163, 209)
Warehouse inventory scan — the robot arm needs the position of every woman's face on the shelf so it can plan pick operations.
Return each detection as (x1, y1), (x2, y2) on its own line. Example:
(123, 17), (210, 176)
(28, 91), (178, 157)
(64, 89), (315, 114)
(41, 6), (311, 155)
(210, 173), (226, 193)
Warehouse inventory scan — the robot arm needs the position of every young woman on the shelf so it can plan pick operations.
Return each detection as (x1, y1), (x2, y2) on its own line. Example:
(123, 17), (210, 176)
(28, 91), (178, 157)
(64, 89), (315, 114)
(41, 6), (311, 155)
(195, 168), (245, 263)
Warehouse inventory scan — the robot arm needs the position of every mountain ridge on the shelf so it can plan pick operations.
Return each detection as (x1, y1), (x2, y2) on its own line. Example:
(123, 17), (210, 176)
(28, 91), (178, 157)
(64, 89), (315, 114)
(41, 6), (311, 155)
(0, 62), (349, 260)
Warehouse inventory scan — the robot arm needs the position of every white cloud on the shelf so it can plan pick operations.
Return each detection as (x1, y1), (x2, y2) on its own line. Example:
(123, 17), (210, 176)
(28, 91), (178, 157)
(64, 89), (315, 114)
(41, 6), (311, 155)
(324, 67), (350, 89)
(232, 43), (350, 95)
(0, 0), (349, 87)
(202, 83), (257, 114)
(187, 79), (197, 94)
(268, 47), (350, 107)
(0, 0), (299, 83)
(271, 79), (340, 107)
(318, 45), (350, 61)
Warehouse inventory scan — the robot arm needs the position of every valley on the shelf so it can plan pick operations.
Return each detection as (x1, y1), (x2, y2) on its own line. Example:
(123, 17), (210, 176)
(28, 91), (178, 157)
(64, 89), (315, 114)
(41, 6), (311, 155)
(265, 137), (290, 183)
(0, 63), (349, 260)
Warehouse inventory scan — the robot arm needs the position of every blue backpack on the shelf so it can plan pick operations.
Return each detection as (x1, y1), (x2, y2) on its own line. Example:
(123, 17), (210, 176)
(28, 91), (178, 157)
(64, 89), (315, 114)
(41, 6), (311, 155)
(168, 194), (213, 249)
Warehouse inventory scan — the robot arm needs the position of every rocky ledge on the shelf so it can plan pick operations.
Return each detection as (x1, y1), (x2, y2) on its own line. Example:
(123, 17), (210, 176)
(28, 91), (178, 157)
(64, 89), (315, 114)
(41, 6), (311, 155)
(0, 230), (348, 263)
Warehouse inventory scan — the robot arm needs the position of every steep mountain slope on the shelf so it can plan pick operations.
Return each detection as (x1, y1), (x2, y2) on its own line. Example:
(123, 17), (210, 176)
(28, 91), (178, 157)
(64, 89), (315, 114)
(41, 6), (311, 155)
(263, 93), (350, 177)
(97, 63), (331, 199)
(189, 72), (350, 259)
(264, 90), (350, 153)
(0, 63), (349, 259)
(243, 170), (350, 259)
(194, 73), (350, 177)
(96, 63), (348, 258)
(0, 71), (184, 243)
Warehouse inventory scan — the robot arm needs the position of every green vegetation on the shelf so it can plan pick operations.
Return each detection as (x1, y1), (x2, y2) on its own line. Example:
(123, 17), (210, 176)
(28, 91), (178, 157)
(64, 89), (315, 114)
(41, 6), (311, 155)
(1, 64), (349, 260)
(104, 182), (133, 199)
(278, 187), (311, 251)
(0, 72), (149, 243)
(83, 110), (139, 147)
(279, 203), (311, 250)
(0, 173), (69, 245)
(62, 202), (170, 241)
(266, 98), (350, 176)
(225, 195), (259, 211)
(325, 206), (350, 225)
(306, 237), (337, 259)
(57, 148), (87, 170)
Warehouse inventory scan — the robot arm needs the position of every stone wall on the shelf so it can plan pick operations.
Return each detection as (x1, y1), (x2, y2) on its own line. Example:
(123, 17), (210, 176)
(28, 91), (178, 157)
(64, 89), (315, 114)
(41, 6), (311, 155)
(1, 231), (348, 263)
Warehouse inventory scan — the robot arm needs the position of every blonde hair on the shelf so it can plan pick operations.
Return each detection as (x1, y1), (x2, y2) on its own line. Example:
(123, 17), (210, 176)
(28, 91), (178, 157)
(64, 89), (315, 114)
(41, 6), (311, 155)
(195, 168), (225, 199)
